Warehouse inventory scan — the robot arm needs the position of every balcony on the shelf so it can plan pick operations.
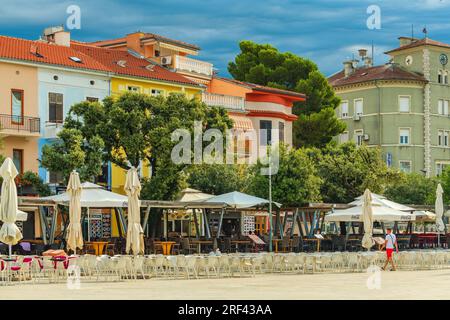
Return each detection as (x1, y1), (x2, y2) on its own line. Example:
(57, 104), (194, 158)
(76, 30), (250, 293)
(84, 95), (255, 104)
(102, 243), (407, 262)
(202, 92), (246, 112)
(174, 55), (213, 77)
(0, 114), (40, 137)
(43, 121), (64, 139)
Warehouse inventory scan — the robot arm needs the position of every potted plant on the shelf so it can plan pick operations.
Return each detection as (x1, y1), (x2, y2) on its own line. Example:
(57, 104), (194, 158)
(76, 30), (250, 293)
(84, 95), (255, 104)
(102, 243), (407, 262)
(16, 171), (51, 196)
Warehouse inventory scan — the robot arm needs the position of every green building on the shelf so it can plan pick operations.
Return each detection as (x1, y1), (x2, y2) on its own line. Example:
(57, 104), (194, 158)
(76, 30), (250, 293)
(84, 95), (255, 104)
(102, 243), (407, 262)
(329, 37), (450, 177)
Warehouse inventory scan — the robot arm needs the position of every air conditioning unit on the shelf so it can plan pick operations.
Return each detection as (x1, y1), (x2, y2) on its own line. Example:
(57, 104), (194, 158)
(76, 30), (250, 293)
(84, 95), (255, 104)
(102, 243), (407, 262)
(161, 56), (172, 66)
(354, 114), (361, 121)
(363, 134), (370, 141)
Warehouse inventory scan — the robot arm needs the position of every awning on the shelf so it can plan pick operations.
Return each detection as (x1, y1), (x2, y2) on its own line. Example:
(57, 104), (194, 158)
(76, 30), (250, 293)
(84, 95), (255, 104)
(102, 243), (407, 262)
(229, 114), (254, 131)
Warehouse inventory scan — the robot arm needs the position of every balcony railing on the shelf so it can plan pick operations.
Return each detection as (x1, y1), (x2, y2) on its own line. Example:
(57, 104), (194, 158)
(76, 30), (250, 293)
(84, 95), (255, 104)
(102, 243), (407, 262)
(0, 114), (40, 133)
(174, 55), (213, 77)
(202, 92), (245, 112)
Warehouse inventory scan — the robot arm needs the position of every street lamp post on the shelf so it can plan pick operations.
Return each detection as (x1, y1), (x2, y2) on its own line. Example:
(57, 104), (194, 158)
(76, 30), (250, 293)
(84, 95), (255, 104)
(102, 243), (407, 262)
(268, 149), (273, 252)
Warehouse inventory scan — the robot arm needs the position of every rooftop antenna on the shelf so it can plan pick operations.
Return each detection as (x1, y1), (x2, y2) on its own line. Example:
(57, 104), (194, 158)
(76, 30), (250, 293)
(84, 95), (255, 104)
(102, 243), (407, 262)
(411, 24), (414, 40)
(371, 40), (374, 66)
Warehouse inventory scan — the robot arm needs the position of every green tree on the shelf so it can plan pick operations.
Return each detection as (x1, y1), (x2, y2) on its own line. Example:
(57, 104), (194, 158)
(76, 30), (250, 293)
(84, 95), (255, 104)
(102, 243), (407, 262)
(40, 126), (104, 183)
(56, 92), (232, 201)
(249, 144), (322, 207)
(385, 173), (439, 205)
(439, 167), (450, 204)
(228, 41), (345, 147)
(316, 142), (398, 203)
(187, 164), (251, 195)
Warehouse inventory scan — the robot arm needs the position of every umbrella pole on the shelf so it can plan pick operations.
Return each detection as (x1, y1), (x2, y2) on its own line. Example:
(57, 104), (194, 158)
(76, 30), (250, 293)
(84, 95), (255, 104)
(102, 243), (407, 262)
(87, 207), (90, 242)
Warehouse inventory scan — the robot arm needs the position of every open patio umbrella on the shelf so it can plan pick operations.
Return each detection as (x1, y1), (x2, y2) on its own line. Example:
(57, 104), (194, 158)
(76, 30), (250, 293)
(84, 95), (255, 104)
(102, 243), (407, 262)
(435, 183), (445, 247)
(204, 191), (281, 209)
(66, 171), (83, 253)
(0, 158), (22, 256)
(361, 189), (374, 250)
(125, 167), (144, 255)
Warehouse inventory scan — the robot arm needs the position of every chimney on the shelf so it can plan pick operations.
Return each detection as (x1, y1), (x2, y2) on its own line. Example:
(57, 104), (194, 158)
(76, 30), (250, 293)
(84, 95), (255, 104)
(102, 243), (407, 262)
(358, 49), (368, 59)
(398, 37), (417, 47)
(343, 61), (354, 77)
(43, 26), (70, 47)
(364, 57), (373, 68)
(126, 32), (145, 55)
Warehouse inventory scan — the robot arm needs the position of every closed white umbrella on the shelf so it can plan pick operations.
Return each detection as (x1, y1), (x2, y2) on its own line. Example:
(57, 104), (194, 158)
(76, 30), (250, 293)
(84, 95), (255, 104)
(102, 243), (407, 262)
(0, 158), (22, 256)
(125, 167), (143, 255)
(66, 171), (83, 253)
(435, 183), (445, 247)
(361, 189), (374, 250)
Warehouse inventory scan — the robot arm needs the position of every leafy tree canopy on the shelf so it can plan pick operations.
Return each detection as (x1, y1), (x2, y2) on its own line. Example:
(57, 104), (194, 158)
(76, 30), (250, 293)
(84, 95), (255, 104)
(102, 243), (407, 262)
(316, 142), (399, 203)
(384, 173), (439, 205)
(248, 144), (322, 207)
(187, 164), (251, 195)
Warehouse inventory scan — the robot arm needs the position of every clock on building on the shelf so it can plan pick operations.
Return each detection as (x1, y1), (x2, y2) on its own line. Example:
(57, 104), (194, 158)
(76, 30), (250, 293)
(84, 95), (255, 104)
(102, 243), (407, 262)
(405, 55), (413, 66)
(440, 53), (448, 66)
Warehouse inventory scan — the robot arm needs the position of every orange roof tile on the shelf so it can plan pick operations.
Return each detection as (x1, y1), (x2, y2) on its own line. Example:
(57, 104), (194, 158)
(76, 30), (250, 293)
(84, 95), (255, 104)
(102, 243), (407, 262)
(0, 35), (110, 73)
(386, 38), (450, 54)
(214, 77), (306, 99)
(71, 42), (200, 86)
(328, 64), (426, 87)
(88, 33), (200, 51)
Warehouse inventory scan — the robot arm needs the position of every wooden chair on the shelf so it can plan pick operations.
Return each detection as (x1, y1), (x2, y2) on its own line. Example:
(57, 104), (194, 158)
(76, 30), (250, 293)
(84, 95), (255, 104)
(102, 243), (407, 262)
(83, 244), (96, 255)
(181, 238), (198, 254)
(280, 237), (291, 252)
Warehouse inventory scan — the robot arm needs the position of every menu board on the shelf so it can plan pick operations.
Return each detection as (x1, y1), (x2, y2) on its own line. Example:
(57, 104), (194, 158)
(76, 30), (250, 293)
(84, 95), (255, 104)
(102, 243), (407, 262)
(242, 215), (255, 236)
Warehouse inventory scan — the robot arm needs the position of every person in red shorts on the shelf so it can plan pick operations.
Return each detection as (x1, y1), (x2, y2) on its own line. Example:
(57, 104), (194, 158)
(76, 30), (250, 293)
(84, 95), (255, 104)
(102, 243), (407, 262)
(381, 227), (398, 271)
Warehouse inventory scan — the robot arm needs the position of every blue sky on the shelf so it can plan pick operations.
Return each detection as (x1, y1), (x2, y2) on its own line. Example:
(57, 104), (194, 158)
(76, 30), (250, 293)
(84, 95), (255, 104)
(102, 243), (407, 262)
(1, 0), (450, 76)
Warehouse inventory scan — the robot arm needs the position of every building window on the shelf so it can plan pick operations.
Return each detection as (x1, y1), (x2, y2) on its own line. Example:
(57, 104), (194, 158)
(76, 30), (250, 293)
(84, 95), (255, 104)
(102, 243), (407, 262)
(340, 131), (349, 143)
(354, 99), (363, 116)
(399, 161), (412, 173)
(151, 89), (164, 97)
(260, 120), (272, 146)
(436, 162), (450, 176)
(11, 89), (24, 124)
(399, 96), (410, 112)
(49, 171), (64, 184)
(340, 101), (349, 118)
(399, 128), (410, 145)
(49, 92), (63, 123)
(155, 50), (161, 57)
(438, 70), (448, 84)
(13, 149), (23, 174)
(354, 129), (364, 146)
(438, 130), (449, 146)
(438, 99), (449, 115)
(278, 122), (285, 143)
(127, 86), (140, 93)
(86, 97), (99, 102)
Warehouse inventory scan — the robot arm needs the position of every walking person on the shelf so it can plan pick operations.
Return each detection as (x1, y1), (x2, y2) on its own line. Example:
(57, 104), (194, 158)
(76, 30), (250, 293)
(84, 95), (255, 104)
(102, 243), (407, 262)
(381, 227), (398, 271)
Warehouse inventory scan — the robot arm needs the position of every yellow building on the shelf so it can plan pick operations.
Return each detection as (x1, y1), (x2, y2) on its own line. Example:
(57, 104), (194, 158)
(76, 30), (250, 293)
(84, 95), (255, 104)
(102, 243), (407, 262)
(72, 42), (202, 194)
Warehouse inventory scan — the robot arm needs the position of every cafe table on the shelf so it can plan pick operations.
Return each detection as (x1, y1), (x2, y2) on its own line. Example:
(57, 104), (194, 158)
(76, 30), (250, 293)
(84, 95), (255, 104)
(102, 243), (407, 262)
(190, 240), (213, 253)
(303, 238), (321, 252)
(231, 240), (251, 252)
(85, 241), (109, 256)
(271, 239), (282, 253)
(154, 241), (177, 255)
